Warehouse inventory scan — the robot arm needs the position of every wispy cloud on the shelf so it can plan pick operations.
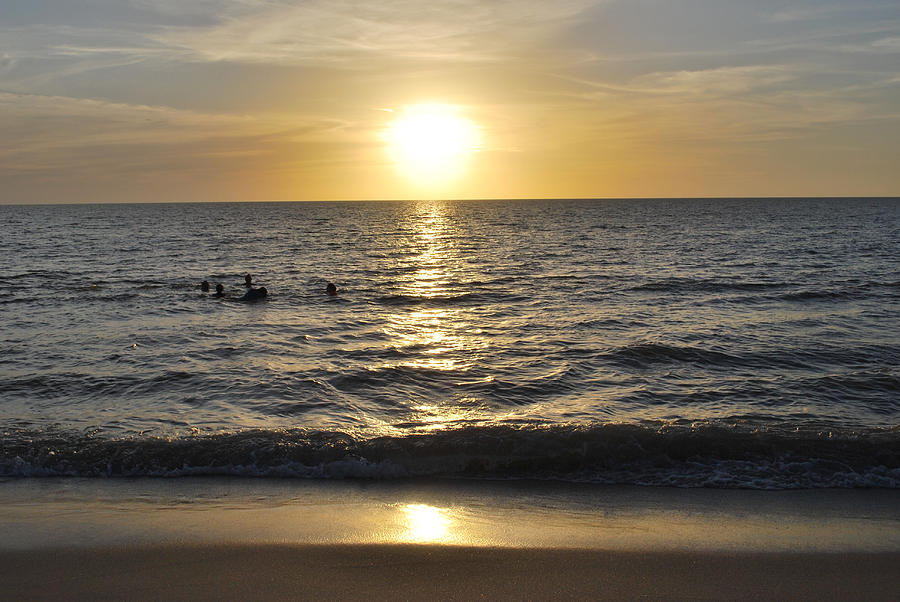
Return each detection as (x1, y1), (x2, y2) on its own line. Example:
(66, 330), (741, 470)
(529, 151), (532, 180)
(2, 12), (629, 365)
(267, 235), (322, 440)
(768, 5), (857, 23)
(0, 92), (343, 172)
(631, 65), (795, 96)
(0, 0), (597, 68)
(839, 36), (900, 54)
(536, 58), (898, 158)
(149, 0), (599, 64)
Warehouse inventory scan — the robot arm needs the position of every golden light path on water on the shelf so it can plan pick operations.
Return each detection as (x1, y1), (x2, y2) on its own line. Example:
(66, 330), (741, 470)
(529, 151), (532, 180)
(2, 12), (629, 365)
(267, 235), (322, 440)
(381, 202), (495, 432)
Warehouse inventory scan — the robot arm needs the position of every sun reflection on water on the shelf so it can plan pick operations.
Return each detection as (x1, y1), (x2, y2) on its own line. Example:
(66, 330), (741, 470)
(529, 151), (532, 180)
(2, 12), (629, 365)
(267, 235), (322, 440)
(381, 202), (492, 431)
(399, 205), (456, 300)
(372, 201), (500, 431)
(384, 308), (480, 372)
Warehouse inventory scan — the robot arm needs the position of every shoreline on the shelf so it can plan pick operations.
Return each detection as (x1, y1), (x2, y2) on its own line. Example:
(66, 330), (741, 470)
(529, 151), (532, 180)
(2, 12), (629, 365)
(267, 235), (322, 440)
(3, 477), (899, 552)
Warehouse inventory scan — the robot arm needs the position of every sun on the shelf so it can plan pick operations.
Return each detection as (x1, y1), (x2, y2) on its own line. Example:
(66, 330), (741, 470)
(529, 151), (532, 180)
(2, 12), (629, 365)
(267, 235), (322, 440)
(384, 104), (481, 186)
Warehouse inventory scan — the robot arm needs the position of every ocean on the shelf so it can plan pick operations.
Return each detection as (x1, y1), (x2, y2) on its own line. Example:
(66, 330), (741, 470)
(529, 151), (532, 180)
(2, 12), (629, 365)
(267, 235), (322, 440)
(1, 198), (898, 488)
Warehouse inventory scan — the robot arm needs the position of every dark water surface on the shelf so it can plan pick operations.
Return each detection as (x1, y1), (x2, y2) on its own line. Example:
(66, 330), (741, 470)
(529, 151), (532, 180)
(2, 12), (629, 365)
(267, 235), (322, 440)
(1, 198), (898, 487)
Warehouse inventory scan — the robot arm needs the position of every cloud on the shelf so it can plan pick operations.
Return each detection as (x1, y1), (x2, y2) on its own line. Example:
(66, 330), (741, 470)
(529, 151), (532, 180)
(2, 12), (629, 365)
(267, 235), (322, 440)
(631, 65), (794, 96)
(768, 5), (852, 23)
(150, 0), (599, 65)
(539, 60), (896, 156)
(840, 36), (900, 54)
(0, 23), (154, 55)
(0, 23), (176, 92)
(0, 92), (344, 174)
(0, 0), (603, 103)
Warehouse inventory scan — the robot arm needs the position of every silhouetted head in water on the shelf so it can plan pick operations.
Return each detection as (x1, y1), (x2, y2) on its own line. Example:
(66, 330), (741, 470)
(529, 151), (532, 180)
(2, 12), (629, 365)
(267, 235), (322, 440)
(326, 282), (338, 296)
(215, 283), (224, 296)
(244, 274), (253, 287)
(200, 280), (210, 292)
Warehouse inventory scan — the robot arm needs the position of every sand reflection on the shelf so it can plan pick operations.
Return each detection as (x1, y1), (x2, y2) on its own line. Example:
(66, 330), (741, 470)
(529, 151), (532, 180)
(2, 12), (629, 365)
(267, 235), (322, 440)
(400, 503), (453, 543)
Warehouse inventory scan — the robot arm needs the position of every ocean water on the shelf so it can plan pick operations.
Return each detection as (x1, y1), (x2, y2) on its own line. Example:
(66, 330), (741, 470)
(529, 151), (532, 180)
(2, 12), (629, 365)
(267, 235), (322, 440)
(1, 198), (898, 488)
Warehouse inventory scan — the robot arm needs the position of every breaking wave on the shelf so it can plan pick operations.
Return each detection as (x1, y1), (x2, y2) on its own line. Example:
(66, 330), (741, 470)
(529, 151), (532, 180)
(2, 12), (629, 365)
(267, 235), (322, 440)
(3, 422), (898, 489)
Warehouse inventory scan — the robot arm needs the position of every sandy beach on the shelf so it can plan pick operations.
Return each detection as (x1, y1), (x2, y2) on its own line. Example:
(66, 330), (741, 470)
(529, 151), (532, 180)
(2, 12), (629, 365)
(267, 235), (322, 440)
(4, 544), (900, 601)
(2, 478), (899, 600)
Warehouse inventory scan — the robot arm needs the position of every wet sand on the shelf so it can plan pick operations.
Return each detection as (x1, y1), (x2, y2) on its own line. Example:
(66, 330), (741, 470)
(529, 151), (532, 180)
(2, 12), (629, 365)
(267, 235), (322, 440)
(4, 544), (900, 601)
(2, 478), (898, 600)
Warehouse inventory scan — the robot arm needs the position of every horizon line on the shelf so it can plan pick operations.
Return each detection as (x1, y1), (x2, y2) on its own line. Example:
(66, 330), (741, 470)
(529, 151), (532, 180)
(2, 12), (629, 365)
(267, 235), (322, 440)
(3, 195), (899, 207)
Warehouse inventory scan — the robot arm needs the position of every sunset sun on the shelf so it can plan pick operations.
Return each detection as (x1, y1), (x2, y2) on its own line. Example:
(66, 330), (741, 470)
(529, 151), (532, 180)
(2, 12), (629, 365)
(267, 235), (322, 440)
(384, 104), (481, 186)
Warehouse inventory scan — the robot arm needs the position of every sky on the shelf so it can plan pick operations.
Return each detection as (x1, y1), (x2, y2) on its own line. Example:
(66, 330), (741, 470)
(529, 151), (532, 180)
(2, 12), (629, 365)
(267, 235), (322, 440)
(1, 0), (899, 203)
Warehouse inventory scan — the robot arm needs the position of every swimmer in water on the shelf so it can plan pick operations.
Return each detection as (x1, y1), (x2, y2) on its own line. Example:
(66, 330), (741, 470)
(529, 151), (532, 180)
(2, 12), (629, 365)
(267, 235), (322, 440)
(214, 283), (224, 297)
(244, 274), (253, 288)
(200, 280), (210, 292)
(241, 286), (268, 301)
(326, 282), (338, 296)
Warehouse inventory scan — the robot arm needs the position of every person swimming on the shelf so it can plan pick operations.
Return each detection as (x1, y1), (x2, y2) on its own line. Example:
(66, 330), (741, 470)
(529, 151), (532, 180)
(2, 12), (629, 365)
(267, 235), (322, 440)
(326, 282), (338, 296)
(244, 274), (253, 288)
(200, 280), (210, 292)
(214, 283), (225, 297)
(241, 286), (267, 301)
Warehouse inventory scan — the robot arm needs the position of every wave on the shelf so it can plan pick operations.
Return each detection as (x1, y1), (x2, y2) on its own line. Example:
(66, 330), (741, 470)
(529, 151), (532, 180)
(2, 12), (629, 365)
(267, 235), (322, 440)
(606, 343), (740, 367)
(628, 278), (900, 302)
(374, 292), (524, 307)
(0, 370), (203, 399)
(2, 422), (898, 489)
(778, 290), (858, 301)
(629, 278), (790, 294)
